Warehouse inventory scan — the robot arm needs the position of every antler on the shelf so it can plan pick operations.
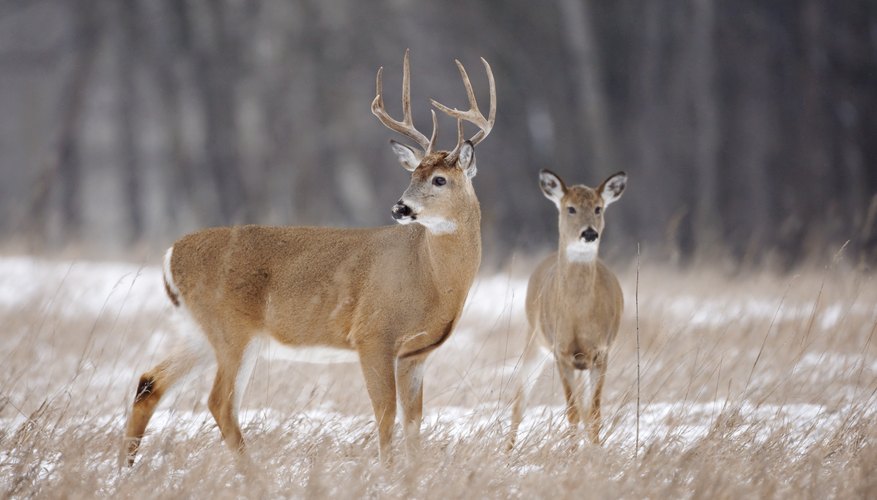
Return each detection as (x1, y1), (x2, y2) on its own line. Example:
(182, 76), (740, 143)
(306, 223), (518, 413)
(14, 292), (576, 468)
(430, 57), (496, 160)
(371, 49), (437, 157)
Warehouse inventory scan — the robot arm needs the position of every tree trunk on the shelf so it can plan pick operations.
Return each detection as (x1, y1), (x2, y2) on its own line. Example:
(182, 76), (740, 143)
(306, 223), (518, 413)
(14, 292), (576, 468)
(556, 0), (616, 174)
(30, 0), (100, 246)
(690, 0), (720, 255)
(188, 0), (247, 225)
(116, 0), (144, 243)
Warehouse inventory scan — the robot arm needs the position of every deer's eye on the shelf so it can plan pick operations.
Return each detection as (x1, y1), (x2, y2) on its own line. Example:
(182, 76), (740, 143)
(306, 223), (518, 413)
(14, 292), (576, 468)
(433, 176), (446, 187)
(595, 206), (602, 215)
(567, 207), (576, 214)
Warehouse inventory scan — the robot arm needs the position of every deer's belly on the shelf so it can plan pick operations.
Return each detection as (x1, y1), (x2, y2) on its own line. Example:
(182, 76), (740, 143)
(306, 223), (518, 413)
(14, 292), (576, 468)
(262, 336), (359, 364)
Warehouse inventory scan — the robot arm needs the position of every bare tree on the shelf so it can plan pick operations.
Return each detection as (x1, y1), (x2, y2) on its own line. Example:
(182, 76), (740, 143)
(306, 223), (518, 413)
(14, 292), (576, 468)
(690, 0), (720, 254)
(29, 0), (100, 245)
(556, 0), (616, 174)
(115, 0), (143, 243)
(2, 0), (876, 264)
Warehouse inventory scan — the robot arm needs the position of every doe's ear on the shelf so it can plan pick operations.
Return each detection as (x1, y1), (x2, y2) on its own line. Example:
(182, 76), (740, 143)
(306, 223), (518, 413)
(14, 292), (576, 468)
(390, 140), (421, 172)
(539, 169), (567, 209)
(456, 140), (476, 178)
(598, 171), (627, 206)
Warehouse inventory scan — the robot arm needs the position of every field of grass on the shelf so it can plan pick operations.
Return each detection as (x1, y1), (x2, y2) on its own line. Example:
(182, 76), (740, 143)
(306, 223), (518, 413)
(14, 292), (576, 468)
(1, 254), (875, 498)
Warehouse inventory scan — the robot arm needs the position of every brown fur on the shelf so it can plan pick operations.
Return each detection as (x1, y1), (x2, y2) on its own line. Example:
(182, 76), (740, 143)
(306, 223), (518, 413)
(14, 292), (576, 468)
(122, 152), (483, 466)
(399, 319), (456, 359)
(509, 170), (626, 448)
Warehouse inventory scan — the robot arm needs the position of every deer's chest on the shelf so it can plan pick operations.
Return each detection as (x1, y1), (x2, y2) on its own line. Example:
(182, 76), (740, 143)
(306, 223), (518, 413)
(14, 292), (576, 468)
(537, 291), (613, 342)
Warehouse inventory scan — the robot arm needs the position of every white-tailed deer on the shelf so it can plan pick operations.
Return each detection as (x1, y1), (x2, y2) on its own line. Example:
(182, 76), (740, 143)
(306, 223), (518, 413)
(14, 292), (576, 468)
(122, 50), (496, 465)
(508, 169), (627, 448)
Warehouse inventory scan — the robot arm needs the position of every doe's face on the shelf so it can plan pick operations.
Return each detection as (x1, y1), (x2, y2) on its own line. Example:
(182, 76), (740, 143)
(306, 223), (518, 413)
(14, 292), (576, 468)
(560, 186), (606, 255)
(390, 141), (477, 235)
(539, 169), (627, 262)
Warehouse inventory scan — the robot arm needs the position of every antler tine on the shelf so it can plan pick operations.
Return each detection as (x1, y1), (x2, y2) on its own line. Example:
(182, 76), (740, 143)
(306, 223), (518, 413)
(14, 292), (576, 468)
(401, 49), (412, 127)
(430, 57), (496, 158)
(477, 57), (497, 141)
(455, 118), (464, 150)
(427, 110), (438, 155)
(456, 60), (480, 115)
(371, 49), (436, 155)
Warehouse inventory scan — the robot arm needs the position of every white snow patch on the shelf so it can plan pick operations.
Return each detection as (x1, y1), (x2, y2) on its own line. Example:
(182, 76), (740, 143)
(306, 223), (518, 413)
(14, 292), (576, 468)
(819, 303), (843, 330)
(0, 256), (169, 319)
(463, 275), (528, 322)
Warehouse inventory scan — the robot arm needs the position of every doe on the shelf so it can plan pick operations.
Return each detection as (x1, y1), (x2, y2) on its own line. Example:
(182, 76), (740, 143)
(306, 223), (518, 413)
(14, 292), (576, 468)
(508, 169), (627, 448)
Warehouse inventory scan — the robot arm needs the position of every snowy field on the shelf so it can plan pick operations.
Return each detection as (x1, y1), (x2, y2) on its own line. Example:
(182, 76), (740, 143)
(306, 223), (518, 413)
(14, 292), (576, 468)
(0, 255), (875, 497)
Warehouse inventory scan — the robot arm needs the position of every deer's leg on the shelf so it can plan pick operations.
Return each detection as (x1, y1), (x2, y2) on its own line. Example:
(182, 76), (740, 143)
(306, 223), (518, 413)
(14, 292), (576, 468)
(358, 341), (397, 464)
(207, 336), (261, 455)
(508, 338), (549, 450)
(556, 361), (584, 427)
(123, 336), (212, 466)
(586, 359), (606, 445)
(396, 355), (425, 454)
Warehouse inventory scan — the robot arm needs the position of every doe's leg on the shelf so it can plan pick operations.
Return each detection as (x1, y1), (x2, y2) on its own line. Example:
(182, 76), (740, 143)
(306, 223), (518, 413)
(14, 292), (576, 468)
(556, 361), (585, 427)
(586, 358), (606, 445)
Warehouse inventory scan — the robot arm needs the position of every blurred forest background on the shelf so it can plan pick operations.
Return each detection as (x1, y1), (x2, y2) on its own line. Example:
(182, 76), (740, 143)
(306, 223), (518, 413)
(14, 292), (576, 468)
(0, 0), (875, 269)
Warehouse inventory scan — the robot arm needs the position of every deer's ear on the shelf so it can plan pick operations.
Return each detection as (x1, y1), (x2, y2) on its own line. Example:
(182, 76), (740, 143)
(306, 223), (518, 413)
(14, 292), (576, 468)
(456, 141), (476, 178)
(598, 171), (627, 206)
(539, 169), (566, 209)
(390, 140), (421, 172)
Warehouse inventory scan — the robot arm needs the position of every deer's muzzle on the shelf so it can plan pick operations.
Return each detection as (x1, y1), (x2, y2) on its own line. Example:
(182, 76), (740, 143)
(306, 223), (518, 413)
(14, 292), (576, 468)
(392, 202), (413, 220)
(581, 227), (599, 242)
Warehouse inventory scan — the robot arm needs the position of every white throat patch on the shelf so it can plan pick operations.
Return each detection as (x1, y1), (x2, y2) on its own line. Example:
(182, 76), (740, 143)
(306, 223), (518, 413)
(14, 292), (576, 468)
(417, 216), (458, 235)
(565, 240), (599, 263)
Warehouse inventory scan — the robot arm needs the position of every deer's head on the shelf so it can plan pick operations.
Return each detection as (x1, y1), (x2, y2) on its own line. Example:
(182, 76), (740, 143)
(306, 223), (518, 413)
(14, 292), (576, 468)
(539, 169), (627, 262)
(372, 50), (495, 235)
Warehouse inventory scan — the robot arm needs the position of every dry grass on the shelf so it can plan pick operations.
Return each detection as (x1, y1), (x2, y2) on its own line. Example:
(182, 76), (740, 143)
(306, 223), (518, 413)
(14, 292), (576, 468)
(0, 255), (875, 498)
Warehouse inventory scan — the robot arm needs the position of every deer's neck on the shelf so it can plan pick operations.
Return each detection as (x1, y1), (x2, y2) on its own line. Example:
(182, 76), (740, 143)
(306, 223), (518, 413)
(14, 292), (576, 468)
(556, 245), (598, 298)
(420, 204), (481, 295)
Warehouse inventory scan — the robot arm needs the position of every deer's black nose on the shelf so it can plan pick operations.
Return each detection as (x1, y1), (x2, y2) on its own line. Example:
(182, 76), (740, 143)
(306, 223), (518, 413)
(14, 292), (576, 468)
(392, 202), (412, 219)
(581, 227), (599, 242)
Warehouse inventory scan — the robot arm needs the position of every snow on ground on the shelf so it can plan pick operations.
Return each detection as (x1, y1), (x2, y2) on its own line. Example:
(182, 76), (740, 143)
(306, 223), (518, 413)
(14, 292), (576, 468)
(1, 255), (873, 478)
(0, 256), (865, 335)
(0, 256), (168, 319)
(0, 398), (864, 473)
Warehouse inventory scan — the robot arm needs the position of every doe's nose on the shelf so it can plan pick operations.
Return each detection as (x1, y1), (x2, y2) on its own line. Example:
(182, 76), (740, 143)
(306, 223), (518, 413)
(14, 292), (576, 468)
(392, 201), (412, 219)
(581, 227), (599, 242)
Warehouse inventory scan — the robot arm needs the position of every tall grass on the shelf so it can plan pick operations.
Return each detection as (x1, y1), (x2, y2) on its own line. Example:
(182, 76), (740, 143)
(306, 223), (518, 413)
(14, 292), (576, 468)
(0, 256), (874, 498)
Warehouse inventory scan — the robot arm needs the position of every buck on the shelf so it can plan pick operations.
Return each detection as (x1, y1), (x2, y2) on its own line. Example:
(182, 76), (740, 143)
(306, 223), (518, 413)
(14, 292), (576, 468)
(508, 169), (627, 448)
(122, 50), (495, 465)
